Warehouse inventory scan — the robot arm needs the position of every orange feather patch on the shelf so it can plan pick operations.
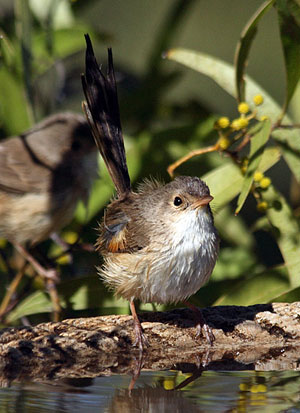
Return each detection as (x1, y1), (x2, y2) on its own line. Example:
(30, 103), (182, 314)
(107, 227), (127, 252)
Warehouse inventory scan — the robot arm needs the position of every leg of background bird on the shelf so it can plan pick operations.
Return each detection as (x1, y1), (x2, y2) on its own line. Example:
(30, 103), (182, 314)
(45, 278), (61, 322)
(184, 301), (215, 345)
(15, 243), (62, 321)
(0, 263), (27, 320)
(15, 243), (59, 282)
(129, 300), (149, 351)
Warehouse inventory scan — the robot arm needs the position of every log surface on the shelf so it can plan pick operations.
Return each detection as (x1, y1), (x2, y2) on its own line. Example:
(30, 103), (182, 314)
(0, 302), (299, 385)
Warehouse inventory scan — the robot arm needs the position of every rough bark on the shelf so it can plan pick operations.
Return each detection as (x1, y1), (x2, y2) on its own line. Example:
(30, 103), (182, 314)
(0, 302), (299, 385)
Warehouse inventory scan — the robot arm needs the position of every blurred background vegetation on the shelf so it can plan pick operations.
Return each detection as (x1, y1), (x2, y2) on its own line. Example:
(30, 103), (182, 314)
(0, 0), (299, 326)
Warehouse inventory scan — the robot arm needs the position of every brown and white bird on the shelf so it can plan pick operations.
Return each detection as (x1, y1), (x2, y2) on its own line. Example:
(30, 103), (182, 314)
(0, 112), (98, 318)
(82, 34), (219, 349)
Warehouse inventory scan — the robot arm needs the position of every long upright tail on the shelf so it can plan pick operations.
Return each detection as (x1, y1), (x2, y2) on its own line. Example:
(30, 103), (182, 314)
(81, 34), (131, 197)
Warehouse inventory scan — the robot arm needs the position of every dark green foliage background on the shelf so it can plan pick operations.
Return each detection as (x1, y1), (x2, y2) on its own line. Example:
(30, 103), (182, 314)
(0, 0), (299, 325)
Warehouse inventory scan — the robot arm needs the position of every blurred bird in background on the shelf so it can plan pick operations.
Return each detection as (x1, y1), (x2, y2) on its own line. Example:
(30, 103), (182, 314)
(0, 112), (98, 321)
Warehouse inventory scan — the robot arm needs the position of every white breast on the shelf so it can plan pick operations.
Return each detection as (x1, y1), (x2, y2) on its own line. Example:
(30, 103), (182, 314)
(144, 208), (219, 303)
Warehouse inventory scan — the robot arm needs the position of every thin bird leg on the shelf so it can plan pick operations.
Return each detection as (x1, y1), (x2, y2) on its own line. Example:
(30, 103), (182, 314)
(167, 143), (220, 178)
(129, 300), (149, 351)
(15, 243), (59, 282)
(184, 301), (215, 345)
(45, 277), (61, 322)
(15, 243), (61, 322)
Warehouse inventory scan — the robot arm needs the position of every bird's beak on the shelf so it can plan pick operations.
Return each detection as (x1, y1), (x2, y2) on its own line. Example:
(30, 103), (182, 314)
(192, 195), (213, 209)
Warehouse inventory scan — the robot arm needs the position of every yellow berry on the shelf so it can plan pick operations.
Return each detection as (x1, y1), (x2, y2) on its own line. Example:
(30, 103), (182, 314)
(0, 238), (7, 248)
(56, 254), (71, 266)
(217, 116), (230, 128)
(238, 102), (250, 114)
(257, 201), (268, 212)
(241, 158), (249, 174)
(241, 166), (247, 175)
(260, 177), (271, 189)
(63, 231), (78, 244)
(253, 171), (264, 182)
(253, 94), (264, 106)
(231, 117), (249, 130)
(260, 115), (269, 121)
(231, 118), (242, 130)
(242, 157), (249, 167)
(238, 117), (249, 128)
(218, 136), (231, 150)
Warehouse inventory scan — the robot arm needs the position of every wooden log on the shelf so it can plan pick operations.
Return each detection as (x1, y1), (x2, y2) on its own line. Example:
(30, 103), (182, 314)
(0, 302), (299, 385)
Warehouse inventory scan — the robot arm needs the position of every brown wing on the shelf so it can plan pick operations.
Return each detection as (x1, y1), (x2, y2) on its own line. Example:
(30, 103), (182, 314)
(0, 136), (53, 194)
(96, 197), (150, 254)
(0, 112), (91, 194)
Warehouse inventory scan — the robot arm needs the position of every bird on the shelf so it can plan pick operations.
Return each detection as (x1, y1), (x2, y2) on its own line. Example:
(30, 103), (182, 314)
(0, 112), (98, 319)
(81, 34), (219, 350)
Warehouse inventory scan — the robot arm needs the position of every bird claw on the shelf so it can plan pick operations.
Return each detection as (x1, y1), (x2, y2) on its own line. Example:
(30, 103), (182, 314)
(133, 322), (149, 351)
(195, 322), (215, 346)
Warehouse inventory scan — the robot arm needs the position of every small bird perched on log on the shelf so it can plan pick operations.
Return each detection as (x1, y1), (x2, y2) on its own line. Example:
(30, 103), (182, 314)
(0, 112), (98, 318)
(81, 34), (219, 350)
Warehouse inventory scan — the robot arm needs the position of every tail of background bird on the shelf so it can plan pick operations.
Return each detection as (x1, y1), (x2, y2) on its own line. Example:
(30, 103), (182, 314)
(81, 34), (131, 197)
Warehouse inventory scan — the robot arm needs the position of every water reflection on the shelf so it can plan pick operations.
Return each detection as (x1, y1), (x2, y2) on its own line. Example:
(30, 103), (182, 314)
(1, 371), (300, 412)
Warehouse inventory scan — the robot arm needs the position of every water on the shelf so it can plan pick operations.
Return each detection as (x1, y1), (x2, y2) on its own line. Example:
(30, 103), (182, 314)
(1, 371), (300, 412)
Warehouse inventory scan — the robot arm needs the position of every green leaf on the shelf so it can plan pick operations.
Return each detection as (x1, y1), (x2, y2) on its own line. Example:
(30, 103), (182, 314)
(165, 47), (282, 115)
(262, 184), (300, 286)
(276, 0), (300, 116)
(203, 146), (280, 212)
(58, 276), (129, 315)
(0, 68), (31, 134)
(235, 0), (275, 102)
(235, 119), (272, 214)
(214, 206), (255, 248)
(272, 284), (300, 302)
(202, 162), (243, 212)
(272, 128), (300, 183)
(212, 246), (258, 281)
(6, 291), (52, 323)
(0, 32), (16, 68)
(257, 146), (281, 172)
(214, 266), (289, 306)
(75, 162), (113, 223)
(166, 47), (237, 98)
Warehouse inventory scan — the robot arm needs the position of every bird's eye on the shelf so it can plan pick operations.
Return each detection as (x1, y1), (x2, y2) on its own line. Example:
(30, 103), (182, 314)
(173, 196), (183, 206)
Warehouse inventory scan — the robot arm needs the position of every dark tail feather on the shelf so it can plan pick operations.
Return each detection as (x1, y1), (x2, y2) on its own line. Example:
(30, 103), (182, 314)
(81, 34), (131, 197)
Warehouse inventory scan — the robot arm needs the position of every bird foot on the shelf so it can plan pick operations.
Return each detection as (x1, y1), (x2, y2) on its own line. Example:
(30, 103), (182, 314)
(195, 322), (215, 346)
(184, 301), (215, 346)
(133, 319), (149, 351)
